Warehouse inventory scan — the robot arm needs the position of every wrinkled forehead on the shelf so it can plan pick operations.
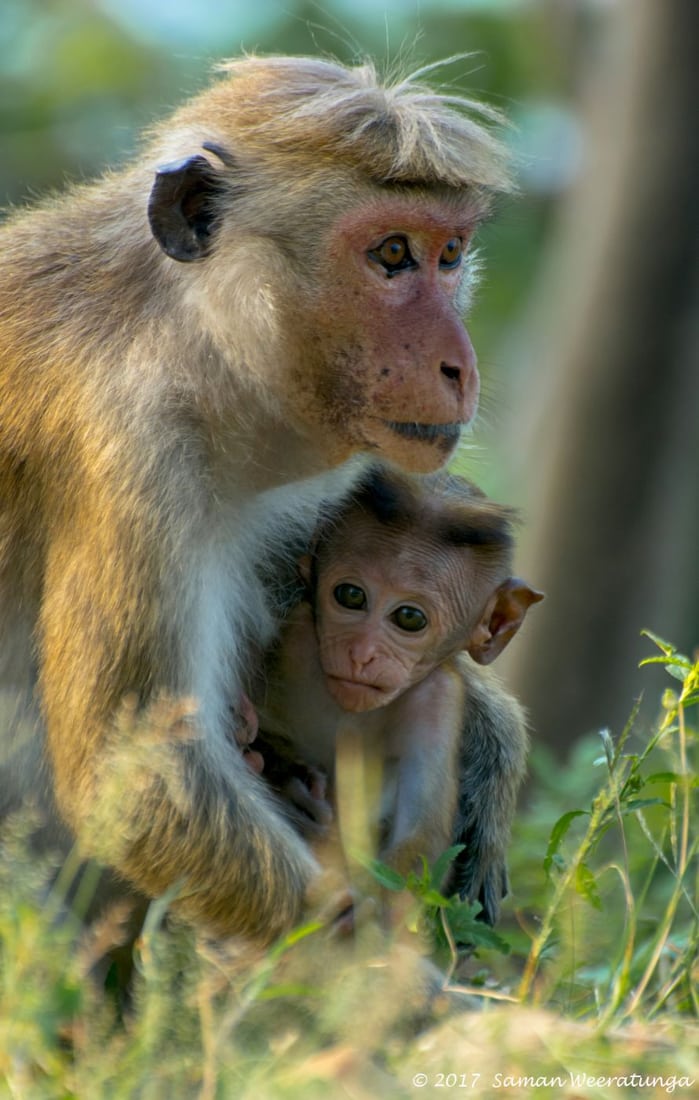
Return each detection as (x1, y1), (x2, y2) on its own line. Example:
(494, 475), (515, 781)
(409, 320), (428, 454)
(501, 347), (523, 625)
(318, 517), (484, 611)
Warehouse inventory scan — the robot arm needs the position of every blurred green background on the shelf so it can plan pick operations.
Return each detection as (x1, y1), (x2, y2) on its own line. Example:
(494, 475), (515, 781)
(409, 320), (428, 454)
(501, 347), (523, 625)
(2, 0), (697, 751)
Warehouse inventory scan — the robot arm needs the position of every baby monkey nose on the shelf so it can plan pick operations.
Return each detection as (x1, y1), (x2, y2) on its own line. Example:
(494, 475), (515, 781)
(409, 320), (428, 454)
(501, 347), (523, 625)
(349, 637), (378, 671)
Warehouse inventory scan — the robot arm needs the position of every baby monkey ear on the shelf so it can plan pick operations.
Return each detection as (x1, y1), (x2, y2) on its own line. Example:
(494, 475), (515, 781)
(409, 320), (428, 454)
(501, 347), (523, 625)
(467, 578), (544, 666)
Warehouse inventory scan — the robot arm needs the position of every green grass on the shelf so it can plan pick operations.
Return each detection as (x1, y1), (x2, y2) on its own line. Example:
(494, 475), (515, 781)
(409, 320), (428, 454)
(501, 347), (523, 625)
(1, 634), (697, 1098)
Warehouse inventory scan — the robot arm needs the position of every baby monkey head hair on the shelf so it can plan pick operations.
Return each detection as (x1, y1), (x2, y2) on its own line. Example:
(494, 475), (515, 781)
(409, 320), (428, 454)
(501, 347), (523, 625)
(310, 463), (518, 600)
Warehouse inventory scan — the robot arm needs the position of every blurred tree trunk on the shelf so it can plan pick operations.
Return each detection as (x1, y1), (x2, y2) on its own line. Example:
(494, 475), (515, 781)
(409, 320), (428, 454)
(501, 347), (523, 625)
(505, 0), (699, 750)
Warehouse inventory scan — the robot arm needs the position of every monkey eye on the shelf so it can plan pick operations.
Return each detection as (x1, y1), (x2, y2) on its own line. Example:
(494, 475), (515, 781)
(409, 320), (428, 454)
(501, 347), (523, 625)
(439, 237), (463, 269)
(368, 235), (415, 276)
(391, 605), (428, 633)
(333, 583), (368, 611)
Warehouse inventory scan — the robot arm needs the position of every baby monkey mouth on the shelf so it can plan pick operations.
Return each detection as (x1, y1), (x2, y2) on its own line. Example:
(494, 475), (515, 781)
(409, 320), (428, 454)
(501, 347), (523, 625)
(327, 674), (385, 693)
(325, 674), (392, 713)
(384, 420), (462, 443)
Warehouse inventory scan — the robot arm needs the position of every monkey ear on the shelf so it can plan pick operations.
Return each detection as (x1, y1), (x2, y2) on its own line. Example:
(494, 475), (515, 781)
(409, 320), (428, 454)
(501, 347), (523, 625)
(467, 578), (544, 666)
(148, 155), (223, 262)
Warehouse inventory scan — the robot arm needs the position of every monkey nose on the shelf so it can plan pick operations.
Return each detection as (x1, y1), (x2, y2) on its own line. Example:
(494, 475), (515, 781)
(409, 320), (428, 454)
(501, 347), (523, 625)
(439, 358), (479, 421)
(349, 647), (376, 672)
(440, 361), (462, 387)
(436, 322), (479, 409)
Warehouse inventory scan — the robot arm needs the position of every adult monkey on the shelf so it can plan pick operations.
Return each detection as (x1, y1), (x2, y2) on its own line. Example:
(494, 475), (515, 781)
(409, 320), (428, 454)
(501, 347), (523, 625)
(0, 57), (511, 943)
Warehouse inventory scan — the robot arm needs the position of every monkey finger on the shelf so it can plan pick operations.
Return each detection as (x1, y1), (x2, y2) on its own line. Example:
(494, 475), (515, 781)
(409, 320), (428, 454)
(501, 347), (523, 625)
(238, 691), (259, 738)
(243, 748), (265, 775)
(305, 765), (328, 803)
(285, 776), (333, 828)
(232, 691), (259, 745)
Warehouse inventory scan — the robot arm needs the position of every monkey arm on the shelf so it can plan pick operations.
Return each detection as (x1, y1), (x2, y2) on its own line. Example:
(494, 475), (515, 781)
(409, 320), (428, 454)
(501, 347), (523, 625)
(447, 657), (529, 926)
(380, 663), (465, 876)
(37, 534), (320, 944)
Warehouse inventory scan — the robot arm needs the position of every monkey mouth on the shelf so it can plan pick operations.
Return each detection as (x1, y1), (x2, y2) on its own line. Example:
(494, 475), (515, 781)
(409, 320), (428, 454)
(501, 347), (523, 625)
(383, 421), (462, 443)
(327, 674), (385, 694)
(325, 674), (389, 712)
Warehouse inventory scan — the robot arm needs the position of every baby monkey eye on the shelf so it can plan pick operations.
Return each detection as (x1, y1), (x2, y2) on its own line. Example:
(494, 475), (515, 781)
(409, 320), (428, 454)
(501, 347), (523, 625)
(369, 235), (415, 275)
(391, 605), (428, 633)
(333, 583), (367, 611)
(439, 237), (463, 269)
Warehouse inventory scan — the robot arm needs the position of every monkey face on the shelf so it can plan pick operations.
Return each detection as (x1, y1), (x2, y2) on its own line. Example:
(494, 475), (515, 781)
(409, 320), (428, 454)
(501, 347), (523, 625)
(148, 154), (483, 475)
(290, 193), (482, 473)
(312, 536), (460, 712)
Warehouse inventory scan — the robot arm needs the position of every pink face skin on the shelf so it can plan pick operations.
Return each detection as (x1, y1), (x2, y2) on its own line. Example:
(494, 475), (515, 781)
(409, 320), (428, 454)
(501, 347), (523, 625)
(292, 192), (483, 474)
(313, 540), (465, 714)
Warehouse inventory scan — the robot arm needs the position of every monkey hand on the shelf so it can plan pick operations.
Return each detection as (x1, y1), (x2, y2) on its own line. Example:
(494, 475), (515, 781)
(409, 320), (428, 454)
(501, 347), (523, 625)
(239, 730), (333, 838)
(279, 767), (333, 841)
(242, 746), (265, 775)
(232, 691), (259, 746)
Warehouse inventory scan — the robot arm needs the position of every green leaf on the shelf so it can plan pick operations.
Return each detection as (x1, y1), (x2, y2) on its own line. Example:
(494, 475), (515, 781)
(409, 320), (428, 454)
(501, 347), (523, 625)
(666, 662), (692, 682)
(640, 630), (676, 656)
(364, 858), (406, 892)
(430, 844), (466, 887)
(473, 928), (510, 954)
(273, 920), (324, 953)
(621, 798), (669, 814)
(420, 887), (451, 908)
(445, 902), (511, 954)
(640, 634), (692, 680)
(640, 655), (691, 678)
(646, 771), (684, 784)
(575, 862), (602, 910)
(467, 924), (512, 954)
(544, 810), (588, 876)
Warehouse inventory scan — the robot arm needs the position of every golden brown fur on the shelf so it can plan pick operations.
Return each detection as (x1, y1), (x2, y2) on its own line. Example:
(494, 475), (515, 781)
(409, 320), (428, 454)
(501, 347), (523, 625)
(0, 56), (511, 941)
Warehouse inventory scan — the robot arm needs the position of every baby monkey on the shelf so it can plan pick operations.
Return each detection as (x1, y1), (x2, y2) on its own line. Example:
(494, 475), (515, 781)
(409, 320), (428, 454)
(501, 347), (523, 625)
(251, 466), (543, 923)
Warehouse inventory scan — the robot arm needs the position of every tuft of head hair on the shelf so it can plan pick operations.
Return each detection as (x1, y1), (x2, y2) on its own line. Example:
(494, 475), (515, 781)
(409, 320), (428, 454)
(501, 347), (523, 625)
(342, 464), (516, 559)
(187, 55), (513, 195)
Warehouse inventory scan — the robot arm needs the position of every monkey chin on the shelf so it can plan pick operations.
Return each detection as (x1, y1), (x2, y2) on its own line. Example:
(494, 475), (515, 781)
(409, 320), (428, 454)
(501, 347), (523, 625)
(372, 420), (464, 474)
(325, 675), (395, 714)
